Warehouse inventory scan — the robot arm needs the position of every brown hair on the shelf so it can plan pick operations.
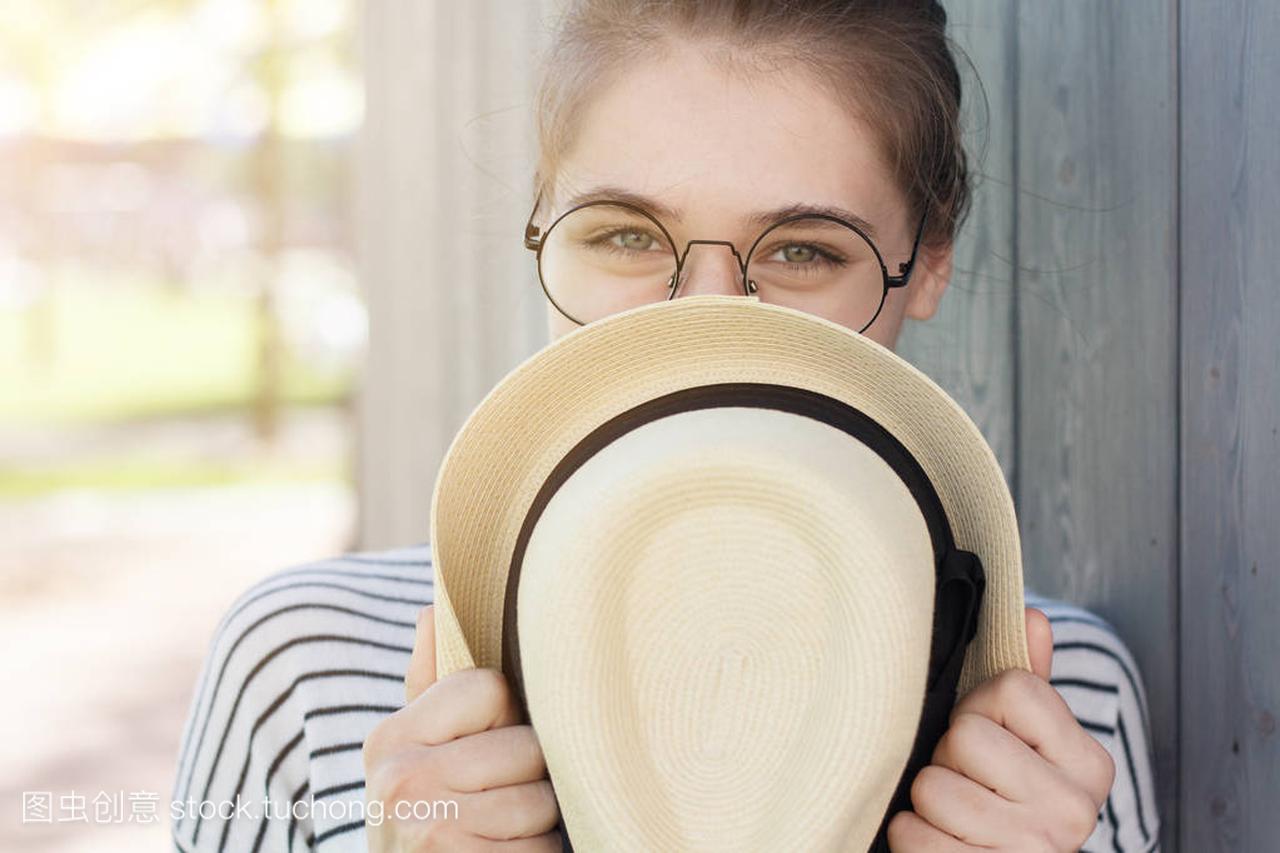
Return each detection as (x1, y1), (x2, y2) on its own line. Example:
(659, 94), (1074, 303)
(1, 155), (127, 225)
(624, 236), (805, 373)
(533, 0), (976, 252)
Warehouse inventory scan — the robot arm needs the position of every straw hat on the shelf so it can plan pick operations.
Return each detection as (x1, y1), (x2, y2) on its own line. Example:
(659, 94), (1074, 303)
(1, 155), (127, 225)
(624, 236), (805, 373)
(430, 294), (1029, 852)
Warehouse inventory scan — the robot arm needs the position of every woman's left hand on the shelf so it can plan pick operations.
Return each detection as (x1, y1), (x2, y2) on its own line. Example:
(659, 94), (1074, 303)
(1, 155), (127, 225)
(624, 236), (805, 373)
(887, 607), (1116, 852)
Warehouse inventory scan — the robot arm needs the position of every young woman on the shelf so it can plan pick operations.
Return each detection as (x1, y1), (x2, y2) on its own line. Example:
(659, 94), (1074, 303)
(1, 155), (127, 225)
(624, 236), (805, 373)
(171, 2), (1160, 851)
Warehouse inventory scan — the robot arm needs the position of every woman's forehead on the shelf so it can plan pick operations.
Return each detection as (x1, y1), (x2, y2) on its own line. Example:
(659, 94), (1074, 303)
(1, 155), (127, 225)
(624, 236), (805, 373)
(555, 44), (903, 231)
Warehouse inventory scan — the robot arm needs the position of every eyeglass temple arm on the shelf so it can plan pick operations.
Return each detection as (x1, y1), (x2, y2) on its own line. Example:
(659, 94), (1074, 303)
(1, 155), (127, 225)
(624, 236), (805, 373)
(886, 209), (930, 287)
(523, 191), (544, 251)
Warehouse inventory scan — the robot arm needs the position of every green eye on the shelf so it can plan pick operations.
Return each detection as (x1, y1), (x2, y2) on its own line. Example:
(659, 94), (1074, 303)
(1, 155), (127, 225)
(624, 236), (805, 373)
(614, 231), (655, 251)
(782, 245), (816, 263)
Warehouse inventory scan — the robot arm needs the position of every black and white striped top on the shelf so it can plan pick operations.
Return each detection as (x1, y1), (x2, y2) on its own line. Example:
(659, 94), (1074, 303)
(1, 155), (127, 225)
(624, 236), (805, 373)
(169, 544), (1161, 853)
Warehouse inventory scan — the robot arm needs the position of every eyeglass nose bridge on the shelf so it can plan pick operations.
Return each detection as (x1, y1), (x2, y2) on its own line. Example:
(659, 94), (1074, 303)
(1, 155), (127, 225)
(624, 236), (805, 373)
(668, 239), (757, 300)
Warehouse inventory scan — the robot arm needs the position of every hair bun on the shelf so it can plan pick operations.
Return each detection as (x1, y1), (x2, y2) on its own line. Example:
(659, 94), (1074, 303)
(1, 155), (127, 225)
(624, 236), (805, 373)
(864, 0), (948, 29)
(922, 0), (949, 29)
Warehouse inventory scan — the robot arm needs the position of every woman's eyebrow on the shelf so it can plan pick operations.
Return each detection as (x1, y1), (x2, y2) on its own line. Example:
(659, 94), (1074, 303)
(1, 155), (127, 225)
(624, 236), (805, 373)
(746, 203), (878, 239)
(563, 186), (878, 239)
(563, 187), (682, 222)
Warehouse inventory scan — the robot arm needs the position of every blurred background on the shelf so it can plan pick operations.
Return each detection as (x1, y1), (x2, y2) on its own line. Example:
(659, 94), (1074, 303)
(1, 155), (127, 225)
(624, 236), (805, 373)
(1, 1), (364, 850)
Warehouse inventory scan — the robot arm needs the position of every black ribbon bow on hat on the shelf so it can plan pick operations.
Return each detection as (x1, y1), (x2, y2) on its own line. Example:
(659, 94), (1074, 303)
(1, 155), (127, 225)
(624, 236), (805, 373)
(868, 546), (985, 851)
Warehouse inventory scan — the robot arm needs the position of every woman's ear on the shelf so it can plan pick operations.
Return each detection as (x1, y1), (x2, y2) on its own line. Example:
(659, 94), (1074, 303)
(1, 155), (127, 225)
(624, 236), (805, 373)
(903, 241), (954, 322)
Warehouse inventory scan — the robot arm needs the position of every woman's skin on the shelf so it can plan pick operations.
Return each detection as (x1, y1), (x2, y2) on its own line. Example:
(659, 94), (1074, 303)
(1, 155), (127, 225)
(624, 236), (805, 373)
(364, 42), (1115, 852)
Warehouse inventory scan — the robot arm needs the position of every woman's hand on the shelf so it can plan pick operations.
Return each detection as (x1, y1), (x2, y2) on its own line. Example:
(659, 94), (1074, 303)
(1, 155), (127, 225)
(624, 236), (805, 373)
(887, 608), (1116, 852)
(362, 605), (563, 851)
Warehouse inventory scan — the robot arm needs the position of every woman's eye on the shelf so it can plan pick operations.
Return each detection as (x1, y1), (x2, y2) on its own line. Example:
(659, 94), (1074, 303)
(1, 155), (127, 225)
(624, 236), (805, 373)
(613, 230), (655, 251)
(780, 244), (816, 263)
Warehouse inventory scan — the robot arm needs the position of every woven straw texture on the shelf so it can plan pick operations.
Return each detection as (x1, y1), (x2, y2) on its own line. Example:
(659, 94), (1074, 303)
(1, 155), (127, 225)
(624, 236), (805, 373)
(431, 295), (1029, 696)
(517, 407), (937, 850)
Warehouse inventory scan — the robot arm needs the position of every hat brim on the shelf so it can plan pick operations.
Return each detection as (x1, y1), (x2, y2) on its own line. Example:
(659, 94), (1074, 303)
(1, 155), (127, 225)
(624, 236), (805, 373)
(431, 294), (1030, 696)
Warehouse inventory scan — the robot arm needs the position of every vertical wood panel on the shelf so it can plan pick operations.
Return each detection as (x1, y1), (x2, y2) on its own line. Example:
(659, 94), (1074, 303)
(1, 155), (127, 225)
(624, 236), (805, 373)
(1180, 1), (1280, 849)
(1015, 2), (1179, 848)
(357, 1), (554, 548)
(897, 0), (1018, 497)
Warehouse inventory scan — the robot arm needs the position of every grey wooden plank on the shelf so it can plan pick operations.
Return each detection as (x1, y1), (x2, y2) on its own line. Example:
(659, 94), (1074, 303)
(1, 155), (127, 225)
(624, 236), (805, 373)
(1179, 1), (1280, 849)
(357, 0), (438, 548)
(357, 1), (555, 548)
(1015, 2), (1179, 848)
(897, 0), (1018, 499)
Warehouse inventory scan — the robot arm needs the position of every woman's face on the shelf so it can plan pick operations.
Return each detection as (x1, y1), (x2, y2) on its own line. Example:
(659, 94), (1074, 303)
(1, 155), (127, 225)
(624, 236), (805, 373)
(543, 41), (954, 349)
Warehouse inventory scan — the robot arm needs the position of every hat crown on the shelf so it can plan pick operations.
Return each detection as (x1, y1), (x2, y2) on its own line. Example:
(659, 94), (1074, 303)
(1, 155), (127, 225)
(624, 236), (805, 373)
(517, 406), (936, 850)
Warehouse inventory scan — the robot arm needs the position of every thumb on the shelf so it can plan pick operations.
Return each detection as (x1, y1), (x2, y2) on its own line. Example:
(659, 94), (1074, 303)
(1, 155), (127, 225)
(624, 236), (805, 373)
(1025, 606), (1054, 681)
(404, 604), (438, 704)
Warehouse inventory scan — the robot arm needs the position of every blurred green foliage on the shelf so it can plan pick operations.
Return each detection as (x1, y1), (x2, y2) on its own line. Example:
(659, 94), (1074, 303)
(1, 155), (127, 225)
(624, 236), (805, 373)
(0, 269), (355, 498)
(0, 271), (351, 426)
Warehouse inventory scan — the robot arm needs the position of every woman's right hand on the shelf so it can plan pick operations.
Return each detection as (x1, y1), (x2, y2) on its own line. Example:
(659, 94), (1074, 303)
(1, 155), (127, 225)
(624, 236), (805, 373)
(363, 605), (563, 851)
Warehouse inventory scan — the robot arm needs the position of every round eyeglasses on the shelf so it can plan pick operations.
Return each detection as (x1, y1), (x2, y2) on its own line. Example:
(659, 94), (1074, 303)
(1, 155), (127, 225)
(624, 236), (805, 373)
(523, 197), (928, 331)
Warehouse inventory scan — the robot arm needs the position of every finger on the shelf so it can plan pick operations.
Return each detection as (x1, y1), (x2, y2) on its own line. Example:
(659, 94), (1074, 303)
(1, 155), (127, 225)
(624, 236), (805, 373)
(931, 715), (1106, 852)
(951, 670), (1112, 807)
(406, 605), (438, 705)
(457, 779), (560, 841)
(885, 809), (983, 852)
(932, 711), (1076, 806)
(488, 832), (564, 852)
(434, 725), (548, 793)
(909, 764), (1020, 847)
(398, 667), (524, 746)
(1025, 607), (1053, 681)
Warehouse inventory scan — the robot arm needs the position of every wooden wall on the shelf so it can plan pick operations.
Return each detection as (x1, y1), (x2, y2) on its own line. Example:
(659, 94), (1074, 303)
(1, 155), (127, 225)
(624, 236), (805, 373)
(1179, 1), (1280, 849)
(356, 0), (556, 547)
(1014, 2), (1181, 846)
(358, 3), (1280, 849)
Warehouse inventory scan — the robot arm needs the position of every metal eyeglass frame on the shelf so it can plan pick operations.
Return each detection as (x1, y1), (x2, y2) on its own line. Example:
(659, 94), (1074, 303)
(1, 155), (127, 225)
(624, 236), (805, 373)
(522, 192), (930, 331)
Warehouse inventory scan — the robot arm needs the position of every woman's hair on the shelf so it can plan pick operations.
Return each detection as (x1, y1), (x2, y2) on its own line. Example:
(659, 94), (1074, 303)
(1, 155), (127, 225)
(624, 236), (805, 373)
(533, 0), (975, 252)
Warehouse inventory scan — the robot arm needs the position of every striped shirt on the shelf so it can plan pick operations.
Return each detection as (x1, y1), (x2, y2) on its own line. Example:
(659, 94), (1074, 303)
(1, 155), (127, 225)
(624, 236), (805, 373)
(169, 543), (1160, 852)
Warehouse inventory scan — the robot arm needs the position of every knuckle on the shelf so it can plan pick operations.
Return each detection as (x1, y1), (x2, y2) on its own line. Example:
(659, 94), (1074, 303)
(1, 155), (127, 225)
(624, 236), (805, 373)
(934, 712), (985, 766)
(507, 780), (557, 838)
(931, 728), (959, 766)
(534, 777), (560, 815)
(948, 710), (989, 745)
(412, 743), (448, 786)
(909, 764), (946, 810)
(364, 751), (407, 802)
(364, 757), (390, 797)
(885, 810), (917, 848)
(468, 666), (512, 711)
(995, 668), (1041, 704)
(1054, 788), (1101, 847)
(362, 704), (417, 763)
(514, 724), (548, 768)
(1086, 739), (1117, 790)
(361, 716), (396, 765)
(368, 749), (443, 810)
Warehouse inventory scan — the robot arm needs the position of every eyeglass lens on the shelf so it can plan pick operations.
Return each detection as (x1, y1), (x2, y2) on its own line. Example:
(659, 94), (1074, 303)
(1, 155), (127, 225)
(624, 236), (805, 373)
(538, 202), (888, 328)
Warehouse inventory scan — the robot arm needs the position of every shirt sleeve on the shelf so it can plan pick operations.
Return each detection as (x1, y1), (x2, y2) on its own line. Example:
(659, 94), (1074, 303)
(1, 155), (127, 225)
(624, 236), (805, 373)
(168, 549), (431, 853)
(166, 573), (308, 845)
(1025, 592), (1161, 853)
